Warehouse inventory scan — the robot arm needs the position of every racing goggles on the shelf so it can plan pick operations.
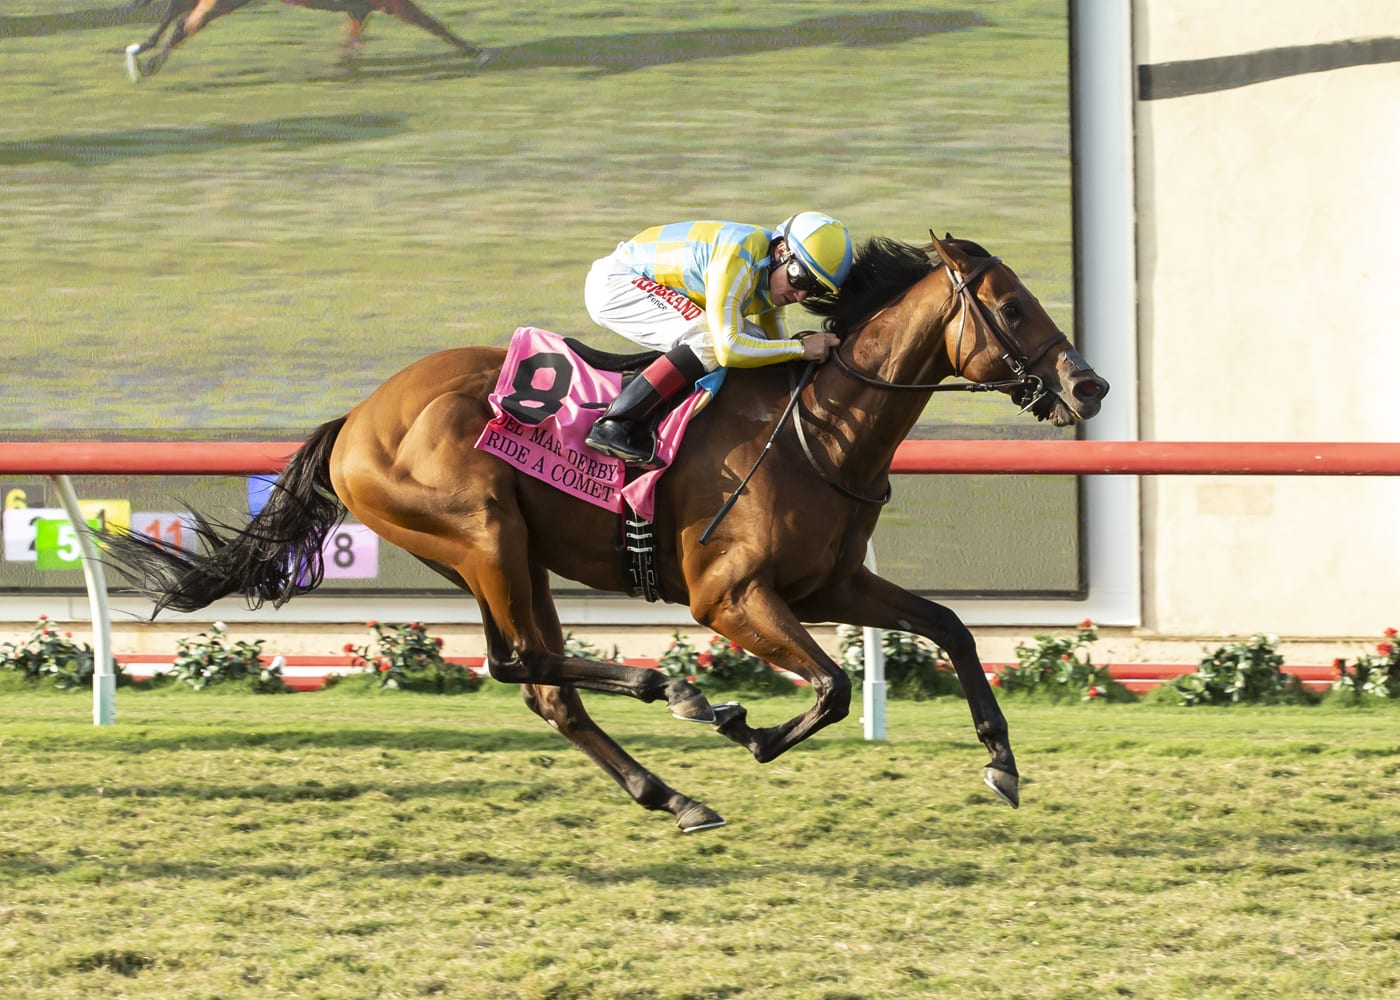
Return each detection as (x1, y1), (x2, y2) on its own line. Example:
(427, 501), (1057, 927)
(783, 256), (827, 294)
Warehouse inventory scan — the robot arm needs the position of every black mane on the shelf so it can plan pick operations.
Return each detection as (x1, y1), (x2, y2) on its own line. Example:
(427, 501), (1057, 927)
(803, 235), (991, 335)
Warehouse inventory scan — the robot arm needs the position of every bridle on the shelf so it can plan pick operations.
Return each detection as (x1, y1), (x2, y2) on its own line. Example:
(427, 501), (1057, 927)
(830, 252), (1068, 407)
(703, 244), (1079, 537)
(795, 247), (1070, 505)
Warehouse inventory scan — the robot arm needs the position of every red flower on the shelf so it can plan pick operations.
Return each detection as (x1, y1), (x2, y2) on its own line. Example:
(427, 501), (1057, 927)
(377, 660), (391, 672)
(37, 614), (48, 621)
(410, 622), (423, 631)
(434, 637), (444, 648)
(1087, 685), (1102, 698)
(1079, 619), (1095, 629)
(1060, 653), (1072, 661)
(1333, 658), (1347, 676)
(991, 675), (1002, 687)
(365, 619), (378, 628)
(697, 652), (713, 667)
(1378, 642), (1393, 657)
(64, 631), (73, 638)
(342, 643), (355, 654)
(1385, 627), (1398, 639)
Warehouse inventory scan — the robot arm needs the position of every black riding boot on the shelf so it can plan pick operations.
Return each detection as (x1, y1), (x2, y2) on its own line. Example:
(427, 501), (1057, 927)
(585, 346), (707, 469)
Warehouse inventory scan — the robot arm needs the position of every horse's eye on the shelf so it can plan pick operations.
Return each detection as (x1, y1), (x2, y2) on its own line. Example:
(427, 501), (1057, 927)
(1000, 300), (1023, 324)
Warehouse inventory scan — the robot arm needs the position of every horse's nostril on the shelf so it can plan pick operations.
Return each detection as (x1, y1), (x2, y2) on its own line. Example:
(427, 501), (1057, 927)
(1073, 379), (1107, 402)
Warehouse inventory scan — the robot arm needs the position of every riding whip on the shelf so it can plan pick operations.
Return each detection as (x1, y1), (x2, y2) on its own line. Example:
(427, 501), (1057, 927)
(699, 361), (818, 545)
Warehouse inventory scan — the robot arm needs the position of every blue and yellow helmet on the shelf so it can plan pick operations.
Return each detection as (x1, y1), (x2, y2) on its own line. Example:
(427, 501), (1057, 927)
(775, 212), (853, 293)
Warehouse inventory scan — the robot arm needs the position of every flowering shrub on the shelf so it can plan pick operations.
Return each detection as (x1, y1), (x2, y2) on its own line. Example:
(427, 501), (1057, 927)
(0, 616), (120, 689)
(656, 633), (701, 680)
(656, 632), (794, 696)
(995, 621), (1129, 702)
(563, 632), (623, 663)
(345, 620), (479, 693)
(835, 625), (962, 700)
(172, 622), (286, 693)
(1170, 633), (1314, 706)
(1331, 628), (1400, 700)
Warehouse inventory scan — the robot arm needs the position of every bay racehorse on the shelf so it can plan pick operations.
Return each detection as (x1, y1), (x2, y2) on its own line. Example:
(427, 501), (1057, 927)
(102, 232), (1109, 832)
(123, 0), (485, 82)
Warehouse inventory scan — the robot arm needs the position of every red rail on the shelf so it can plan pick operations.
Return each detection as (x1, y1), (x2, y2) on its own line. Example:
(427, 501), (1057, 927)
(1, 441), (1398, 476)
(889, 440), (1400, 475)
(0, 442), (300, 475)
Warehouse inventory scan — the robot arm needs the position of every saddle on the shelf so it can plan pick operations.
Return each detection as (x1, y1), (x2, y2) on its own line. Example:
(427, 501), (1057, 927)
(562, 337), (659, 375)
(475, 326), (716, 522)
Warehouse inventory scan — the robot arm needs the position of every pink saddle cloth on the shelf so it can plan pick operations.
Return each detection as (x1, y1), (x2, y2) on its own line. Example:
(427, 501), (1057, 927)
(475, 327), (710, 521)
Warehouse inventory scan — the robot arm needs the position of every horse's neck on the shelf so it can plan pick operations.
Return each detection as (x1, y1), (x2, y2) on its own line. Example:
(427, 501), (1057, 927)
(802, 289), (957, 481)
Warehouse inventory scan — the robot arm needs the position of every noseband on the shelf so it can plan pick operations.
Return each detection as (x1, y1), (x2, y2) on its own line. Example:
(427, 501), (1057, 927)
(830, 253), (1069, 413)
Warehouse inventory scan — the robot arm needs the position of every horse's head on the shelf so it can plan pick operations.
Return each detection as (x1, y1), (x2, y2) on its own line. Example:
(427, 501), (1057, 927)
(928, 232), (1108, 426)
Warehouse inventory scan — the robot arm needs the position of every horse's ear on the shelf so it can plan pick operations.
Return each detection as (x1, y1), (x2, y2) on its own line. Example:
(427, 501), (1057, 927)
(929, 229), (972, 271)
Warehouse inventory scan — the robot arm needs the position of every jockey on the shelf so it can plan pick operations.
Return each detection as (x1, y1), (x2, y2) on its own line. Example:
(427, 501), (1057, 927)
(582, 212), (853, 468)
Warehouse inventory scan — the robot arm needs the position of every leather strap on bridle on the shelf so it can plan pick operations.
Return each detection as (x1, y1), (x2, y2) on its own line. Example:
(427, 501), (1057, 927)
(794, 247), (1071, 504)
(704, 247), (1076, 525)
(830, 253), (1067, 396)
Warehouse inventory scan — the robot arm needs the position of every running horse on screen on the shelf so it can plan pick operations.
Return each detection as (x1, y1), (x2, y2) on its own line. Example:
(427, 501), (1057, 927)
(103, 232), (1108, 833)
(122, 0), (485, 81)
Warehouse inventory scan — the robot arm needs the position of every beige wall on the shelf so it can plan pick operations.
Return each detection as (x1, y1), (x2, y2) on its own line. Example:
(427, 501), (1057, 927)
(1134, 2), (1400, 635)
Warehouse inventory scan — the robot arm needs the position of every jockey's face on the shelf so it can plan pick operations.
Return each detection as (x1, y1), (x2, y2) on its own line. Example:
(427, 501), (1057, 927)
(769, 241), (813, 307)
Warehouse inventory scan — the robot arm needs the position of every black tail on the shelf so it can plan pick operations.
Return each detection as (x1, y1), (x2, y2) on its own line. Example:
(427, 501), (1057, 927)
(102, 418), (349, 615)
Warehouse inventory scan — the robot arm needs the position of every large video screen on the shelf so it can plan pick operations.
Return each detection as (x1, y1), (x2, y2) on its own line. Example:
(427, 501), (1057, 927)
(2, 1), (1079, 597)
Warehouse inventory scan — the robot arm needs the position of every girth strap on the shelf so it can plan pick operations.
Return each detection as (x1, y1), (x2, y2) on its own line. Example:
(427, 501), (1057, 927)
(620, 504), (664, 603)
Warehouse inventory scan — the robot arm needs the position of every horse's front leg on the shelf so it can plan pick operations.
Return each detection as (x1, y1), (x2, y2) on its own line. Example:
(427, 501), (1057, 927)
(693, 583), (852, 764)
(792, 567), (1020, 808)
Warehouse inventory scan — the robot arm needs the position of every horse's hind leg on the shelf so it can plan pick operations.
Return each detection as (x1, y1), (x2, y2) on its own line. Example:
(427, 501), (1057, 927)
(374, 0), (483, 55)
(342, 12), (368, 55)
(465, 548), (716, 723)
(139, 0), (255, 78)
(522, 684), (725, 833)
(518, 583), (724, 831)
(126, 0), (183, 81)
(459, 558), (723, 831)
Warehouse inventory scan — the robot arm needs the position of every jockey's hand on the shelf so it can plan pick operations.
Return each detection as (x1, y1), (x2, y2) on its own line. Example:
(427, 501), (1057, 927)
(798, 331), (840, 362)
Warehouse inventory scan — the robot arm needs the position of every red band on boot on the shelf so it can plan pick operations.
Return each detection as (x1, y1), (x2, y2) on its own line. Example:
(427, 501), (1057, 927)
(645, 357), (690, 398)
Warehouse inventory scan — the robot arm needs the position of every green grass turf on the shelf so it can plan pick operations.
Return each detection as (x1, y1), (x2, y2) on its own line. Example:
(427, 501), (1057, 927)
(2, 681), (1398, 998)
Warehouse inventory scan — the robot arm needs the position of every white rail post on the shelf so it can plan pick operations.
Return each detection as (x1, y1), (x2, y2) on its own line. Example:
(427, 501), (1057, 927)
(861, 541), (886, 741)
(50, 475), (115, 726)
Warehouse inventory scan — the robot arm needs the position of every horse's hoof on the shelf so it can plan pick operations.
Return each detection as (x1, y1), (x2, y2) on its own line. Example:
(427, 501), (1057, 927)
(125, 43), (142, 83)
(666, 680), (716, 724)
(676, 802), (726, 833)
(713, 702), (748, 734)
(711, 701), (744, 727)
(984, 767), (1020, 808)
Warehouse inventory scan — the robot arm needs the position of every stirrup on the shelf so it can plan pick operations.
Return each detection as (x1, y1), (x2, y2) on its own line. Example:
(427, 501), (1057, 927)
(586, 420), (664, 469)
